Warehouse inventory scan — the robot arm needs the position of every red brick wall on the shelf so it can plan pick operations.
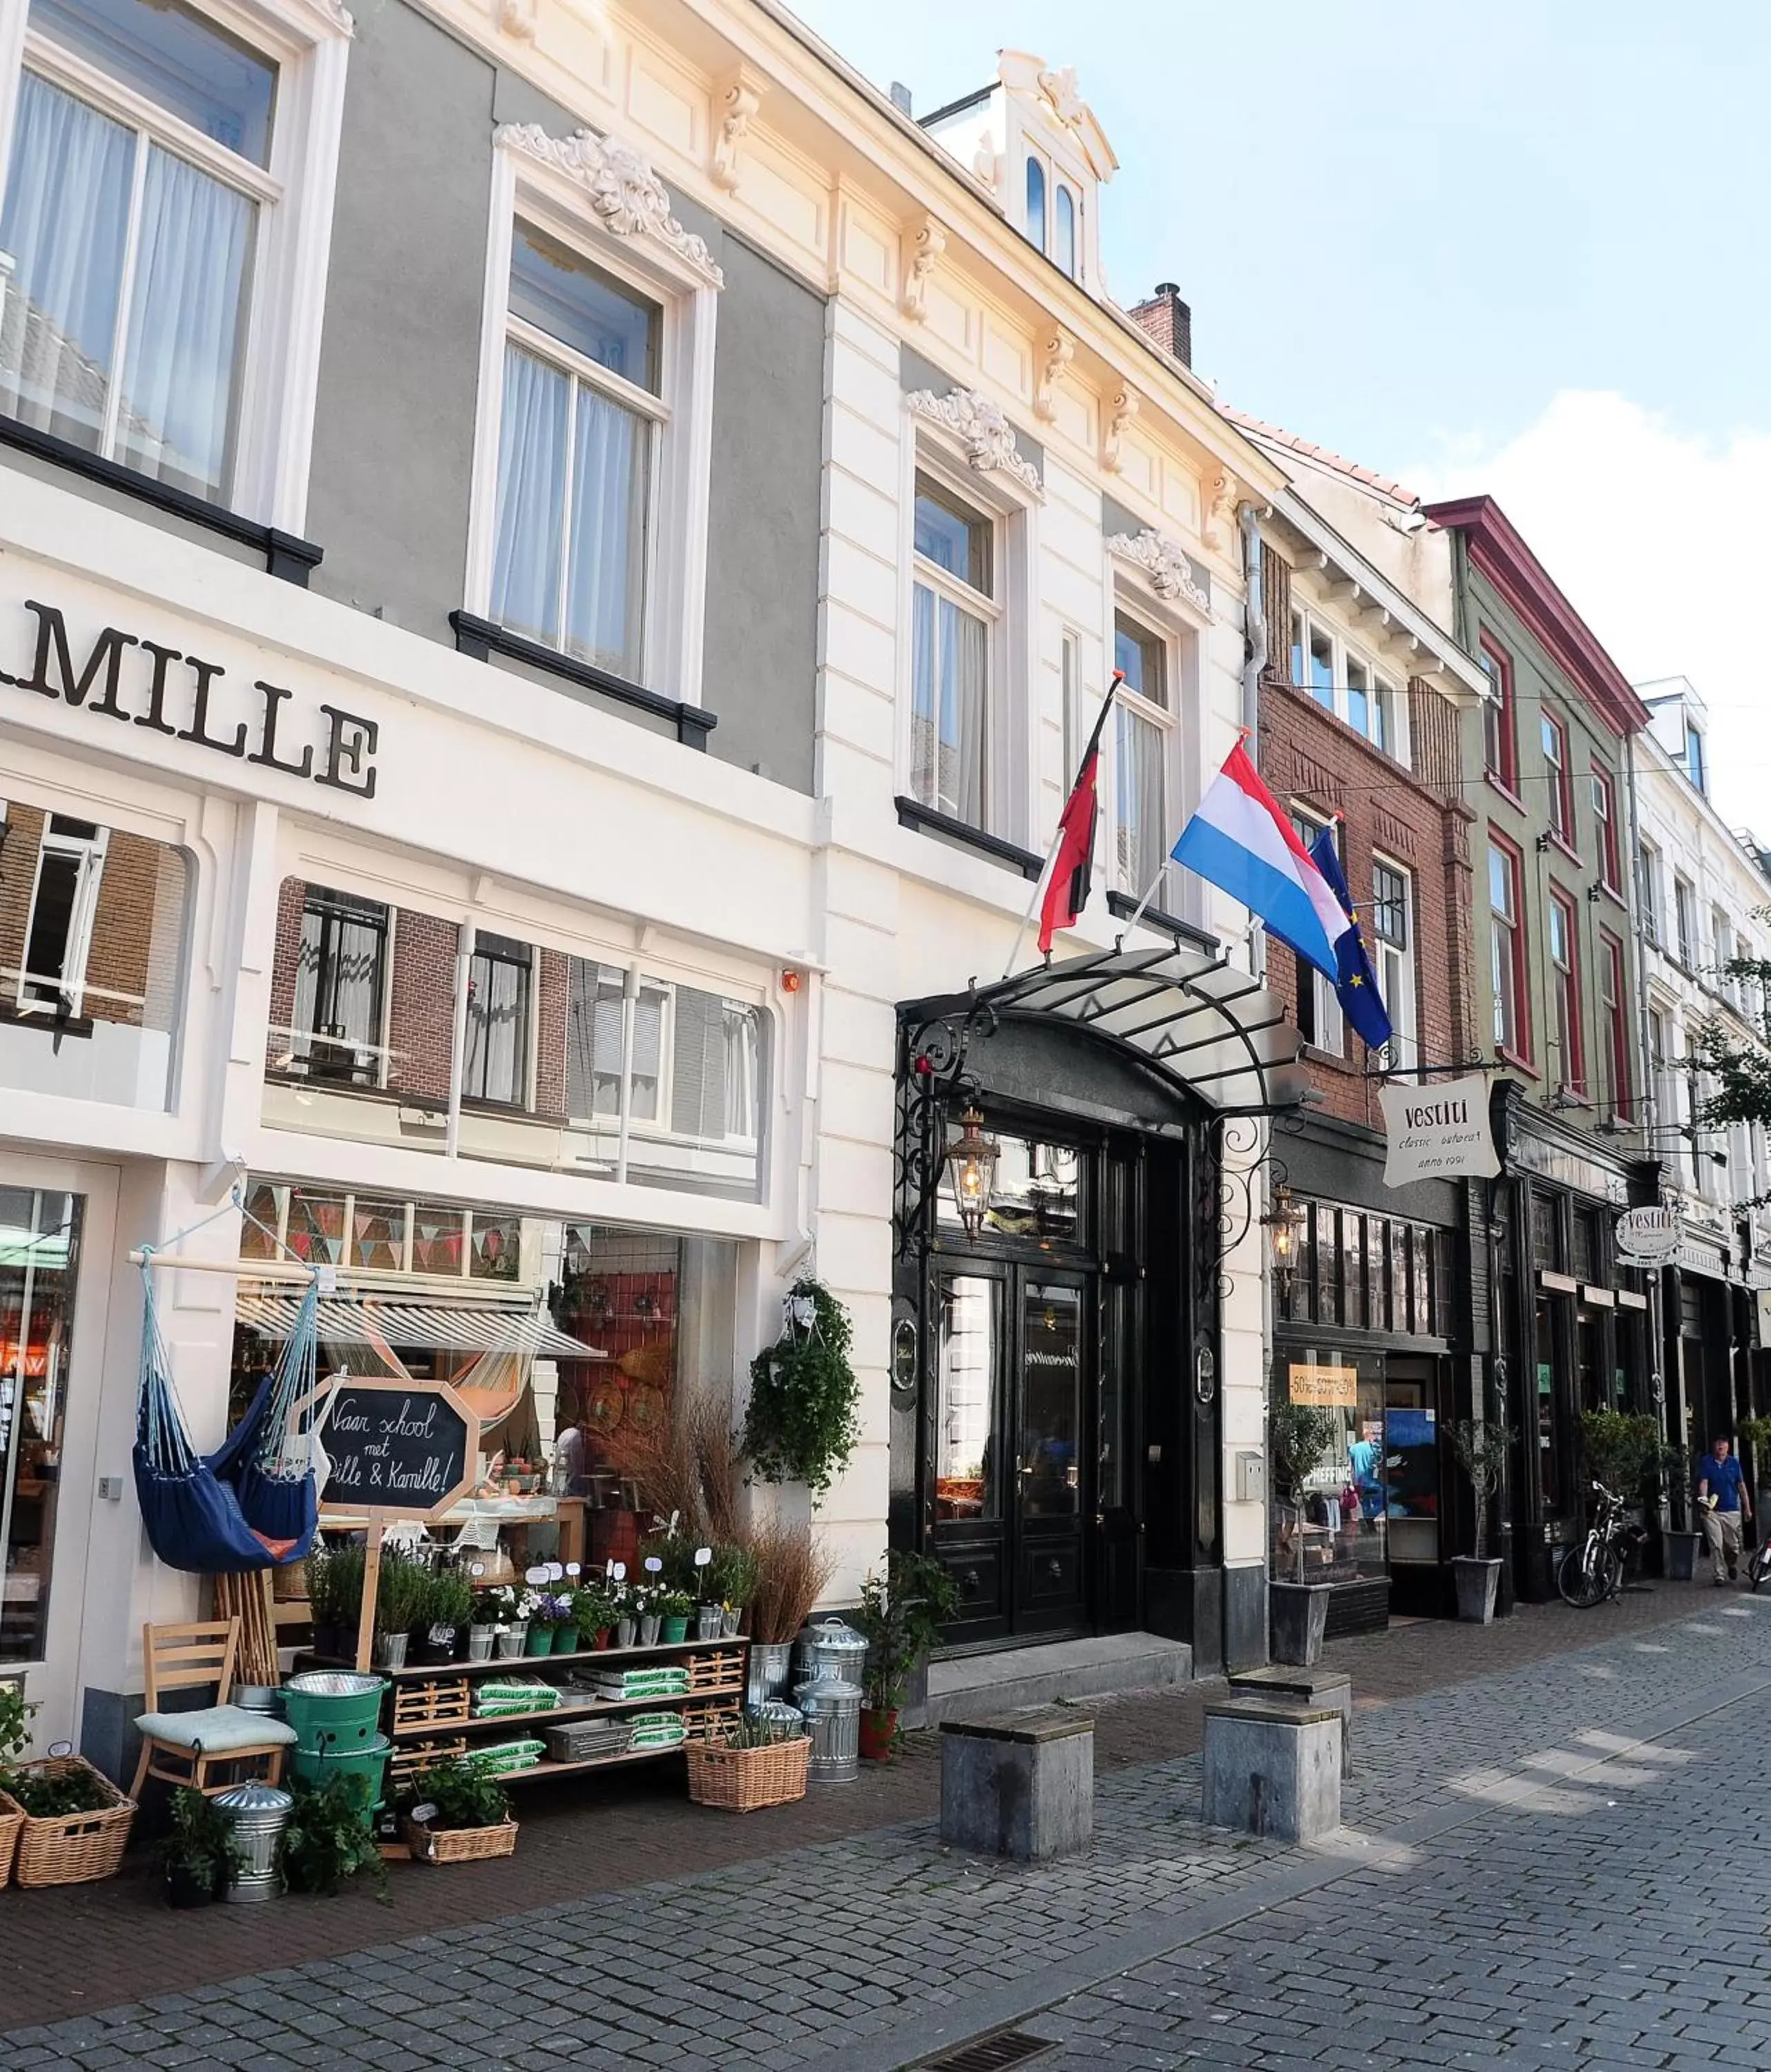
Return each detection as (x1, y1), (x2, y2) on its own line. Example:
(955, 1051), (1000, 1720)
(535, 947), (569, 1120)
(388, 909), (459, 1102)
(1256, 671), (1475, 1131)
(267, 876), (307, 1053)
(0, 806), (173, 1028)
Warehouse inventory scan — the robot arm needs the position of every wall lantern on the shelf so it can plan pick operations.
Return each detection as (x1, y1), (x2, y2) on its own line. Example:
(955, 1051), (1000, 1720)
(945, 1106), (1000, 1239)
(1260, 1178), (1307, 1298)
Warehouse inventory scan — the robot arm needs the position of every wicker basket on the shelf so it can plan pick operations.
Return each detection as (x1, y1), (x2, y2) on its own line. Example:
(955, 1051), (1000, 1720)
(10, 1756), (137, 1888)
(0, 1789), (23, 1888)
(402, 1814), (519, 1865)
(685, 1734), (810, 1813)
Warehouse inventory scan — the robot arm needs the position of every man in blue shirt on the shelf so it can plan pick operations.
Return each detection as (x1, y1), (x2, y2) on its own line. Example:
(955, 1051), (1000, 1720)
(1697, 1435), (1752, 1584)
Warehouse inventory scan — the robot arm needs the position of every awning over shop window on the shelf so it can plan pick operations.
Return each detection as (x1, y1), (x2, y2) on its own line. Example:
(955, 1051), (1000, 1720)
(235, 1292), (603, 1359)
(911, 945), (1309, 1117)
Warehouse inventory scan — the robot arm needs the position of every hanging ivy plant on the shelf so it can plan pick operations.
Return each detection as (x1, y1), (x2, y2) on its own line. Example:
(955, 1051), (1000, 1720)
(744, 1278), (861, 1499)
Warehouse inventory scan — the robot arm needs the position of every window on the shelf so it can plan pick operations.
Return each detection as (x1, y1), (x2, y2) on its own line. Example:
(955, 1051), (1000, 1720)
(1674, 875), (1696, 970)
(1287, 611), (1398, 757)
(486, 221), (661, 678)
(1307, 622), (1334, 708)
(1540, 711), (1572, 844)
(1480, 636), (1516, 789)
(1289, 610), (1305, 691)
(1060, 629), (1083, 785)
(1346, 655), (1370, 738)
(19, 815), (106, 1017)
(910, 472), (996, 829)
(463, 932), (533, 1106)
(1711, 908), (1734, 1006)
(1647, 1005), (1676, 1133)
(0, 0), (345, 519)
(1547, 889), (1582, 1093)
(1370, 859), (1416, 1070)
(1598, 932), (1629, 1120)
(1591, 765), (1620, 890)
(1637, 840), (1661, 946)
(1024, 155), (1046, 249)
(290, 887), (388, 1085)
(1053, 182), (1076, 278)
(1112, 608), (1169, 896)
(570, 963), (668, 1122)
(1686, 722), (1707, 794)
(1488, 838), (1526, 1057)
(1294, 813), (1345, 1056)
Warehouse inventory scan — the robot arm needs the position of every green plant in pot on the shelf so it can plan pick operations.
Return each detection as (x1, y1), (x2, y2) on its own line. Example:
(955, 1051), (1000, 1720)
(1579, 1410), (1658, 1497)
(314, 1543), (365, 1659)
(656, 1589), (694, 1643)
(1268, 1400), (1337, 1666)
(372, 1549), (428, 1669)
(1450, 1421), (1514, 1623)
(155, 1785), (242, 1908)
(707, 1543), (757, 1635)
(417, 1567), (476, 1663)
(852, 1550), (958, 1758)
(279, 1772), (385, 1898)
(743, 1280), (861, 1497)
(571, 1586), (615, 1648)
(394, 1761), (510, 1835)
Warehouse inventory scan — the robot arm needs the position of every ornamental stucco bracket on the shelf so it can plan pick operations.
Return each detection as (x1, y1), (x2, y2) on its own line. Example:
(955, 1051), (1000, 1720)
(906, 387), (1045, 501)
(1107, 527), (1212, 614)
(495, 123), (725, 289)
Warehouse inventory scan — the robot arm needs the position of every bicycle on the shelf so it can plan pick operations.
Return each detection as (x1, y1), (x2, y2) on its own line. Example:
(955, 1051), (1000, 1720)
(1557, 1480), (1631, 1609)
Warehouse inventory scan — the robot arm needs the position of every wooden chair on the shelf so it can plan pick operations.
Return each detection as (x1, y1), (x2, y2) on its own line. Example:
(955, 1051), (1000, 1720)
(130, 1617), (297, 1798)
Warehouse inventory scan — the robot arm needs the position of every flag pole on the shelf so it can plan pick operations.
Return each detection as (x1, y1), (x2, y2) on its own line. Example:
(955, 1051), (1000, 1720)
(1122, 725), (1254, 946)
(1001, 671), (1122, 979)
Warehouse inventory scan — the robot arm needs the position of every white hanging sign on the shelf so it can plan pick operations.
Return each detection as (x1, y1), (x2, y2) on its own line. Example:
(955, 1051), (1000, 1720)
(1378, 1074), (1500, 1187)
(1614, 1205), (1681, 1265)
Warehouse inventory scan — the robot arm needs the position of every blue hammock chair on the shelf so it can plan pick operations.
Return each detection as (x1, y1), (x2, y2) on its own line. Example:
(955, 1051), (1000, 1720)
(133, 1269), (321, 1574)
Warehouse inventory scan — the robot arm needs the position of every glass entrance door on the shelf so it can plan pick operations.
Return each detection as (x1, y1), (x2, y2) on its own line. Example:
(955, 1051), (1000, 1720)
(931, 1263), (1091, 1639)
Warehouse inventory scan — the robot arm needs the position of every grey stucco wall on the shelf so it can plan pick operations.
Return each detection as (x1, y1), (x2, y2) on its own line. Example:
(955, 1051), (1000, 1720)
(702, 235), (824, 791)
(305, 0), (501, 636)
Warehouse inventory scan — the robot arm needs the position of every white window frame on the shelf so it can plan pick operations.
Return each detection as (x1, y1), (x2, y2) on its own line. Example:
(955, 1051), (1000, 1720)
(1109, 597), (1174, 903)
(1637, 838), (1661, 946)
(898, 432), (1035, 845)
(1370, 854), (1417, 1073)
(20, 816), (108, 1016)
(1107, 568), (1203, 926)
(464, 128), (720, 706)
(1674, 874), (1696, 970)
(462, 931), (536, 1111)
(1292, 809), (1346, 1059)
(0, 0), (351, 531)
(1287, 604), (1408, 765)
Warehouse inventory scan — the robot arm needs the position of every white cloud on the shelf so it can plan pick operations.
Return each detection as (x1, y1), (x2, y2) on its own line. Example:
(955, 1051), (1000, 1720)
(1412, 392), (1771, 832)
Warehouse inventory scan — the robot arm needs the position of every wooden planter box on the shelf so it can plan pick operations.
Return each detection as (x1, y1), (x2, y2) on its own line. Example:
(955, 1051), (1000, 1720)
(685, 1735), (810, 1813)
(401, 1814), (519, 1865)
(7, 1756), (137, 1888)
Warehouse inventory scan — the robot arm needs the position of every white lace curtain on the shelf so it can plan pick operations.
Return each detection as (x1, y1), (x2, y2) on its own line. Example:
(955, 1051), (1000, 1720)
(910, 582), (987, 829)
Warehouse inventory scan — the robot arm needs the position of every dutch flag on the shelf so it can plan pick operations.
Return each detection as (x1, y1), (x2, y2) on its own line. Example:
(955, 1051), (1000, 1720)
(1169, 739), (1347, 981)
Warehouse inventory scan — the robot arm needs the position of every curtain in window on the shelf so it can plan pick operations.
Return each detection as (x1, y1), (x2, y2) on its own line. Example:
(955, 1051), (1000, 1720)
(564, 384), (645, 678)
(466, 954), (527, 1104)
(115, 144), (254, 501)
(1115, 702), (1167, 893)
(491, 344), (569, 646)
(723, 1006), (759, 1140)
(910, 584), (986, 827)
(0, 73), (135, 450)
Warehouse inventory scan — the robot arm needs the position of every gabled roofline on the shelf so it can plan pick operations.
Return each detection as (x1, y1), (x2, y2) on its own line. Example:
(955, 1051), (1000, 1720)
(1423, 495), (1649, 737)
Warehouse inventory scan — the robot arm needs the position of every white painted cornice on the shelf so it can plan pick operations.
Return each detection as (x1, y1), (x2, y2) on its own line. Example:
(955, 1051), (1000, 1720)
(1107, 528), (1211, 615)
(494, 122), (725, 289)
(906, 387), (1045, 501)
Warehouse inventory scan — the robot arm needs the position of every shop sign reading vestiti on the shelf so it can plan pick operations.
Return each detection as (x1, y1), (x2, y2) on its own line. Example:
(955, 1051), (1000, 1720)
(1377, 1073), (1500, 1187)
(1614, 1205), (1681, 1265)
(1288, 1360), (1358, 1409)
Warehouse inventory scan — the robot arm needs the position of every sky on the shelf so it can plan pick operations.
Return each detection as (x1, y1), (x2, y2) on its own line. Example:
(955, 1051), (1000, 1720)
(785, 1), (1771, 829)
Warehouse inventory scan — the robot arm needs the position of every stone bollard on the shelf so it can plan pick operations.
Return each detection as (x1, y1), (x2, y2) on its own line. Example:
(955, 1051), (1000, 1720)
(1202, 1696), (1341, 1844)
(939, 1706), (1093, 1861)
(1227, 1664), (1354, 1778)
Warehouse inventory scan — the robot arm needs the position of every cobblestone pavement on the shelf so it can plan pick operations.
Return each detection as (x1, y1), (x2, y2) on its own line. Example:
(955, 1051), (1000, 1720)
(5, 1585), (1768, 2070)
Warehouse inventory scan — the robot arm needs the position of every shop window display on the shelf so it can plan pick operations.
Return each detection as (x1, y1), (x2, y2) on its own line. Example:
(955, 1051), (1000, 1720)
(1272, 1354), (1387, 1587)
(0, 1187), (82, 1664)
(0, 800), (186, 1110)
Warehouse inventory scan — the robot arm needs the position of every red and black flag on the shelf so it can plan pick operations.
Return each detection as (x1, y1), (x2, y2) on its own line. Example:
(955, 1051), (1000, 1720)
(1037, 673), (1120, 955)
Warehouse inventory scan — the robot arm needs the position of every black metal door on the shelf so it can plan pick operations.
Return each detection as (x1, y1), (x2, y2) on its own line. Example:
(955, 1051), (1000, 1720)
(1008, 1268), (1090, 1634)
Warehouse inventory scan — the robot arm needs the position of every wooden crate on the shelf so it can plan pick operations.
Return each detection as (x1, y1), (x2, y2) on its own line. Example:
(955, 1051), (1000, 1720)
(685, 1648), (744, 1693)
(392, 1678), (472, 1734)
(681, 1699), (742, 1743)
(389, 1735), (468, 1785)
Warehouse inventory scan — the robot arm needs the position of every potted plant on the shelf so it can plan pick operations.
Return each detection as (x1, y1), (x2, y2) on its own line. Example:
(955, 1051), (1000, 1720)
(415, 1568), (475, 1665)
(571, 1586), (615, 1649)
(707, 1544), (757, 1638)
(155, 1785), (242, 1908)
(323, 1544), (365, 1660)
(743, 1280), (861, 1497)
(1652, 1437), (1700, 1578)
(1450, 1420), (1513, 1623)
(396, 1762), (518, 1864)
(3, 1751), (136, 1887)
(279, 1772), (384, 1897)
(1268, 1402), (1337, 1665)
(634, 1584), (663, 1648)
(739, 1518), (836, 1705)
(305, 1546), (340, 1660)
(484, 1585), (528, 1658)
(550, 1592), (583, 1658)
(685, 1709), (812, 1812)
(658, 1589), (693, 1644)
(372, 1549), (426, 1670)
(851, 1551), (958, 1759)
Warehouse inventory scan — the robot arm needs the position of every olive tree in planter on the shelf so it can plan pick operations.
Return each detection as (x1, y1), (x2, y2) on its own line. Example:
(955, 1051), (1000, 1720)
(1450, 1421), (1513, 1624)
(1269, 1402), (1337, 1665)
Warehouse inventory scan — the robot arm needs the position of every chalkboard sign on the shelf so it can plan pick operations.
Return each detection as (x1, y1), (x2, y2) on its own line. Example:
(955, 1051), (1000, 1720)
(318, 1380), (477, 1519)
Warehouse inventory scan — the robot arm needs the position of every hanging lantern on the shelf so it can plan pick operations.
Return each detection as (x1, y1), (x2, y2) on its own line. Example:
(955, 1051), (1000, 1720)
(1260, 1180), (1308, 1300)
(944, 1107), (1000, 1239)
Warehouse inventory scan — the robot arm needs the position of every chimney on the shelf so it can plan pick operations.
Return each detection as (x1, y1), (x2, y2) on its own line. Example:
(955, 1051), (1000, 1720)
(889, 81), (913, 116)
(1129, 282), (1191, 369)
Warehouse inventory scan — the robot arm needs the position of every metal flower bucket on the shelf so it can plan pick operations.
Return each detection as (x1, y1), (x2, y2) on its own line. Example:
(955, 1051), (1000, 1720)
(216, 1782), (294, 1903)
(793, 1673), (861, 1785)
(745, 1641), (794, 1708)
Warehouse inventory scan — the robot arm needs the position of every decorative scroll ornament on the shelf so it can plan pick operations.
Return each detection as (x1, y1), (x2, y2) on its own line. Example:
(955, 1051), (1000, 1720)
(905, 387), (1044, 500)
(711, 70), (763, 193)
(1102, 387), (1138, 473)
(1038, 64), (1086, 129)
(1034, 331), (1074, 423)
(1107, 528), (1211, 613)
(494, 124), (725, 287)
(1203, 469), (1237, 552)
(494, 0), (534, 39)
(900, 215), (947, 322)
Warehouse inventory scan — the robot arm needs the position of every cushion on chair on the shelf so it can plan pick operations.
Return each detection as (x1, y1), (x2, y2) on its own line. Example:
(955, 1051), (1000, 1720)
(135, 1705), (298, 1752)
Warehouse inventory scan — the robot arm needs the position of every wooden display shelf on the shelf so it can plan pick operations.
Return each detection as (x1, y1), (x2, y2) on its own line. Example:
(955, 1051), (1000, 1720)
(299, 1635), (744, 1680)
(392, 1683), (743, 1738)
(499, 1745), (697, 1783)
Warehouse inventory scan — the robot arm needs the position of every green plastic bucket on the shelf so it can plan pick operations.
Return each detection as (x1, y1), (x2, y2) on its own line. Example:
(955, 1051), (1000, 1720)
(283, 1671), (386, 1752)
(290, 1733), (390, 1807)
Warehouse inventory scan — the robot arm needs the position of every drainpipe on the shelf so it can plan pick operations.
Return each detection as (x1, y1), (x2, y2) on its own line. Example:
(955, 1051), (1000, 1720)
(1620, 729), (1671, 1438)
(1238, 501), (1267, 755)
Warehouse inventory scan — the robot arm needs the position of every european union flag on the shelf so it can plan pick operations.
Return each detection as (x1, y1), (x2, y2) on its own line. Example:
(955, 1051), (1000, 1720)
(1308, 827), (1393, 1053)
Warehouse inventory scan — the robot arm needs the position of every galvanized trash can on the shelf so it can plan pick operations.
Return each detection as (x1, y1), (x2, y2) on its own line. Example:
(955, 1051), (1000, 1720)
(745, 1641), (795, 1709)
(216, 1781), (294, 1903)
(747, 1698), (805, 1738)
(794, 1616), (868, 1688)
(793, 1673), (861, 1785)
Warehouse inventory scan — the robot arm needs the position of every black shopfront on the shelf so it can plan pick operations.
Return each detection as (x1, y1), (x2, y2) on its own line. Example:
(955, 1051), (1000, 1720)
(891, 950), (1306, 1678)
